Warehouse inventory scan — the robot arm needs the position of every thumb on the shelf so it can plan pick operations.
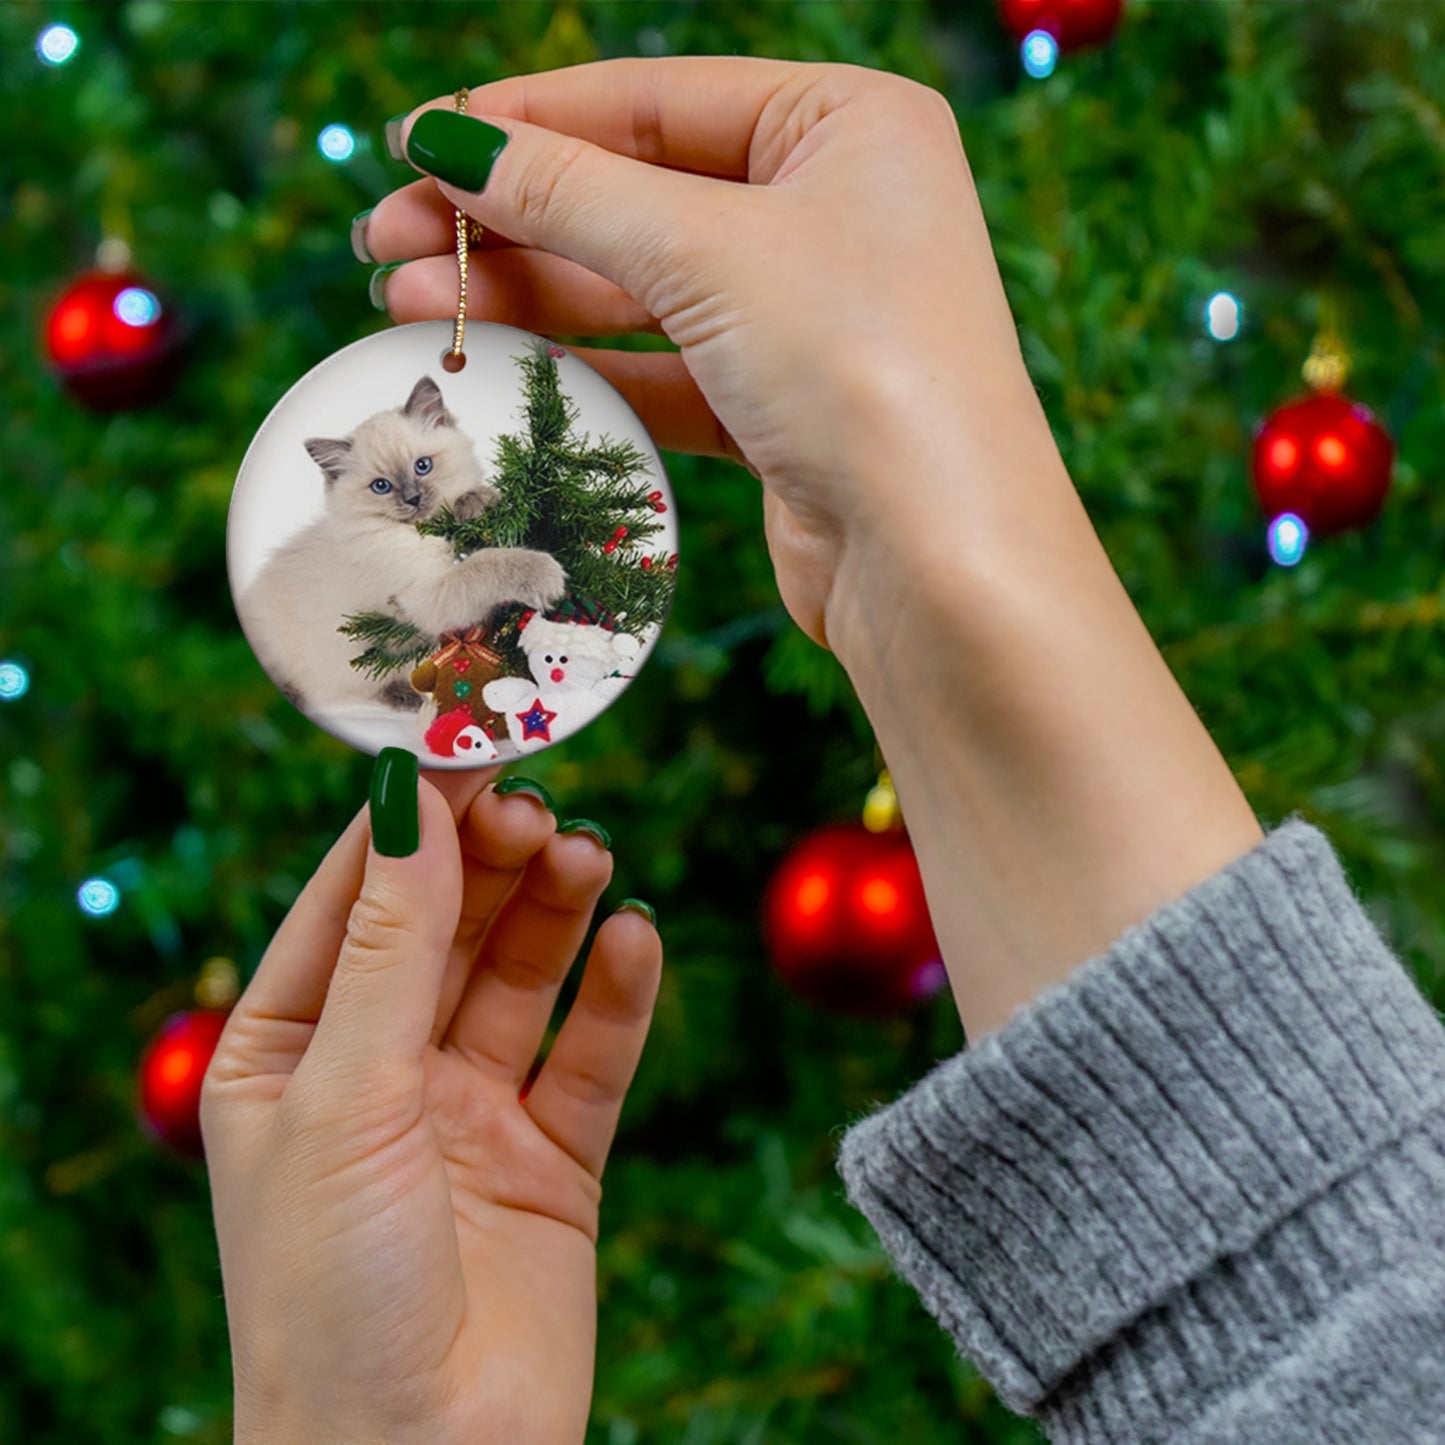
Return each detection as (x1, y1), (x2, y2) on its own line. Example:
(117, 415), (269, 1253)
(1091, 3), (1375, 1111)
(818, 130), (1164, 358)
(397, 106), (741, 317)
(303, 750), (462, 1090)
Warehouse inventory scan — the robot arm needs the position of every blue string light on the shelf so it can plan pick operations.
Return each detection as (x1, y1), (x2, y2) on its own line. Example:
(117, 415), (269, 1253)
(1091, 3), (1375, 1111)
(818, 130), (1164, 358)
(0, 660), (28, 701)
(1022, 30), (1059, 79)
(78, 878), (121, 918)
(37, 24), (79, 66)
(1267, 513), (1309, 567)
(318, 124), (356, 162)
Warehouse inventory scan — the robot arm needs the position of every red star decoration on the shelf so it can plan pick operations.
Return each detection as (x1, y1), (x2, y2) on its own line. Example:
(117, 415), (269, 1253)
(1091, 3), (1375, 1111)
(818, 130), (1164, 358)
(517, 697), (559, 742)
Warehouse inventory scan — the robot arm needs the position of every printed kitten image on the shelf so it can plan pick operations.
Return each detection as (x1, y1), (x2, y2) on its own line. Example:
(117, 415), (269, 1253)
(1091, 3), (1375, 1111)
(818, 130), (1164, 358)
(239, 375), (566, 712)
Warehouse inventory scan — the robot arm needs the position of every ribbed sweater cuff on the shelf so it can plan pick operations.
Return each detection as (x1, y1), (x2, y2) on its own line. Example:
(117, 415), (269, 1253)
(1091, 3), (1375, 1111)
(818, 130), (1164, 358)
(835, 817), (1445, 1431)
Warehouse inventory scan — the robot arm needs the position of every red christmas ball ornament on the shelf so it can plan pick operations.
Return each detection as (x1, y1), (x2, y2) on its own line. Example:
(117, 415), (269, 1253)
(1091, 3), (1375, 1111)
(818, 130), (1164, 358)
(44, 269), (183, 410)
(764, 822), (946, 1017)
(1251, 392), (1394, 537)
(998, 0), (1124, 49)
(137, 1008), (230, 1157)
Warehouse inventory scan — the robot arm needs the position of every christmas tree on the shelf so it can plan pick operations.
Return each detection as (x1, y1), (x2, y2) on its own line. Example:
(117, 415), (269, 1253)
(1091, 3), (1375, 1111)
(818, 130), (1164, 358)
(341, 340), (676, 680)
(2, 4), (1443, 1444)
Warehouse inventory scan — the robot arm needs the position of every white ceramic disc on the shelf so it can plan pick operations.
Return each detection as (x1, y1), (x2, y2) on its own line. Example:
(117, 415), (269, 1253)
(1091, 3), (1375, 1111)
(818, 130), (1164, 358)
(228, 320), (677, 767)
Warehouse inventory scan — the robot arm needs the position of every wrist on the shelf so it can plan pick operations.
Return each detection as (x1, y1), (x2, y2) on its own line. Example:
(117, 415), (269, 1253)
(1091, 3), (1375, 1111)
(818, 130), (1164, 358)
(822, 367), (1076, 679)
(822, 407), (1262, 1039)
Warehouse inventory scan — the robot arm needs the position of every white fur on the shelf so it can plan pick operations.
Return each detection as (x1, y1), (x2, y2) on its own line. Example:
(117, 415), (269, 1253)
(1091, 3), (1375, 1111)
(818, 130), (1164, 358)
(242, 521), (564, 708)
(237, 376), (566, 712)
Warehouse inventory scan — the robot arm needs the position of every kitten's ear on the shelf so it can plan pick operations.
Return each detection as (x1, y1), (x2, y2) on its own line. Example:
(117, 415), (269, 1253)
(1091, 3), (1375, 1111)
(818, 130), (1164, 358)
(403, 376), (456, 429)
(304, 436), (352, 484)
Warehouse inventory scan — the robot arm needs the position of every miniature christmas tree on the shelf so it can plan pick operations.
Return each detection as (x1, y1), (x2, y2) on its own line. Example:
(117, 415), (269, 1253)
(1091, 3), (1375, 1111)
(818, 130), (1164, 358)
(341, 340), (676, 679)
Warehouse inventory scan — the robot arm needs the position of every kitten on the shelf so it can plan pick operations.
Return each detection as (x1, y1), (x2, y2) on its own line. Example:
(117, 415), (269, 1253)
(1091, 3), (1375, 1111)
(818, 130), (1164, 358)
(239, 375), (566, 712)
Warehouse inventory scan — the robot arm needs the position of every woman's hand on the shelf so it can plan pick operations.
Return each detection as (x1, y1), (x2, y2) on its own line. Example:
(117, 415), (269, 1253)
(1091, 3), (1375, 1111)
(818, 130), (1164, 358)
(361, 57), (1055, 657)
(362, 60), (1263, 1042)
(202, 762), (662, 1445)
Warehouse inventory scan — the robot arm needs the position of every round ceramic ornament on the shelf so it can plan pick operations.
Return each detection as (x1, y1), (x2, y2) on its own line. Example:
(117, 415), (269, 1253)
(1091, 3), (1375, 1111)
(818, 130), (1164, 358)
(228, 318), (678, 766)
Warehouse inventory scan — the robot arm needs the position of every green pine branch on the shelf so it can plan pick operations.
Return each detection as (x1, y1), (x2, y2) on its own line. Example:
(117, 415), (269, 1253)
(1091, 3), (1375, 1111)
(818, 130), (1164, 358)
(424, 340), (674, 632)
(338, 610), (433, 678)
(346, 339), (675, 678)
(417, 503), (498, 558)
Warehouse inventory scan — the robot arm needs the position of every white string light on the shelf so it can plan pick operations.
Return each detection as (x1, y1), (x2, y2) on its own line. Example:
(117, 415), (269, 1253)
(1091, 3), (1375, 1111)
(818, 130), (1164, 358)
(37, 24), (79, 66)
(77, 878), (121, 918)
(318, 124), (356, 162)
(1205, 291), (1243, 342)
(1267, 512), (1308, 567)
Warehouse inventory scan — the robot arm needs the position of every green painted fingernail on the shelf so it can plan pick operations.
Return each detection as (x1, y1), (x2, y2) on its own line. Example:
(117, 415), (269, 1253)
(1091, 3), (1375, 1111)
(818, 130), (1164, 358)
(559, 818), (611, 851)
(494, 775), (555, 812)
(384, 113), (409, 162)
(617, 898), (656, 926)
(405, 110), (510, 192)
(350, 208), (375, 264)
(369, 261), (403, 311)
(370, 748), (419, 857)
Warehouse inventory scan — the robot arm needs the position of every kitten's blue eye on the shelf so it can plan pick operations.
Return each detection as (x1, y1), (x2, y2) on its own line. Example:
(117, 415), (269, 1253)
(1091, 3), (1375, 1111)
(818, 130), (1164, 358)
(414, 457), (433, 476)
(370, 478), (392, 494)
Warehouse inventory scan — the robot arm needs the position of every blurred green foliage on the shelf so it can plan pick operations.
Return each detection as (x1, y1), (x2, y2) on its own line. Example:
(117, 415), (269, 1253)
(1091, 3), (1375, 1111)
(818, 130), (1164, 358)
(1, 2), (1443, 1442)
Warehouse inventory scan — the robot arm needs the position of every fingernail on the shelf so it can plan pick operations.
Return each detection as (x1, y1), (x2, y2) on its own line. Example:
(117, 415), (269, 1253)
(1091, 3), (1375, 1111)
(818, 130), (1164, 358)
(370, 748), (420, 857)
(405, 110), (510, 193)
(369, 261), (403, 311)
(617, 898), (656, 926)
(384, 113), (409, 162)
(559, 818), (611, 851)
(350, 208), (375, 264)
(494, 775), (555, 812)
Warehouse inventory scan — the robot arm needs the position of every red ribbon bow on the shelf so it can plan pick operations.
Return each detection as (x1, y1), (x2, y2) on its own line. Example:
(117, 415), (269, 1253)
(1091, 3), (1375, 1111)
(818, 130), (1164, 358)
(432, 625), (501, 671)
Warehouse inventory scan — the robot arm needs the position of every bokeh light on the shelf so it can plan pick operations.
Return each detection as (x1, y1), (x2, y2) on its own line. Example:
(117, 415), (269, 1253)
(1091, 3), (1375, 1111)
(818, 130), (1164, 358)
(794, 872), (831, 918)
(1022, 30), (1059, 79)
(317, 124), (356, 162)
(1267, 512), (1309, 567)
(114, 287), (161, 328)
(77, 878), (121, 918)
(37, 24), (79, 66)
(0, 660), (29, 701)
(859, 876), (901, 918)
(1205, 291), (1242, 341)
(1267, 436), (1299, 476)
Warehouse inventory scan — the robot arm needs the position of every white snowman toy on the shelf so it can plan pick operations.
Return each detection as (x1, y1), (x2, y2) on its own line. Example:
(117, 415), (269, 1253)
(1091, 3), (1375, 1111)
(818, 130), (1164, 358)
(483, 609), (642, 754)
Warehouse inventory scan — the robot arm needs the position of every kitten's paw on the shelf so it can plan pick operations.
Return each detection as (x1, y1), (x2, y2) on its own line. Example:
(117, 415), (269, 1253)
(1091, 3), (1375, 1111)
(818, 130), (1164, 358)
(380, 677), (424, 711)
(450, 486), (501, 522)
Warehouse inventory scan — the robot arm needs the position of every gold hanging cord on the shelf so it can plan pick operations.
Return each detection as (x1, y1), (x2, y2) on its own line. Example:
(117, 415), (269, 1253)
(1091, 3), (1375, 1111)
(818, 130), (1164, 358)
(442, 88), (486, 372)
(1302, 293), (1350, 393)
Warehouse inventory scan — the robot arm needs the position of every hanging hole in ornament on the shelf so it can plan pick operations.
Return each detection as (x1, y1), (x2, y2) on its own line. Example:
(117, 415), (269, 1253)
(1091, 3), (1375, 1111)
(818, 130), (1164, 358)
(441, 350), (466, 373)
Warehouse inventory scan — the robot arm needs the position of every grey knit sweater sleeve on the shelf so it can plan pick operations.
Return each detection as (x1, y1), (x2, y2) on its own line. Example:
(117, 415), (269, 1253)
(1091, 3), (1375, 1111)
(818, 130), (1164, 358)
(835, 818), (1445, 1443)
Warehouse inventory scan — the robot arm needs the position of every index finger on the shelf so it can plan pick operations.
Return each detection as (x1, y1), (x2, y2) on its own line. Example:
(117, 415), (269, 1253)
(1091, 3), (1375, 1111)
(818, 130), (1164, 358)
(422, 764), (501, 824)
(406, 54), (808, 181)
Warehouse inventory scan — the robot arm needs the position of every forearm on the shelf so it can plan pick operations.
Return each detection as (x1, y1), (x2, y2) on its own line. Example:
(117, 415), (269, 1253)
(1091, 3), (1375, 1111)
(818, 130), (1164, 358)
(826, 379), (1262, 1041)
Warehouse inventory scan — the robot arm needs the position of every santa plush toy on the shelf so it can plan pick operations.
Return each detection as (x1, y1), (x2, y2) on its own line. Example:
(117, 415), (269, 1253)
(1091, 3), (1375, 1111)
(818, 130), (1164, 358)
(482, 602), (641, 754)
(423, 705), (501, 762)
